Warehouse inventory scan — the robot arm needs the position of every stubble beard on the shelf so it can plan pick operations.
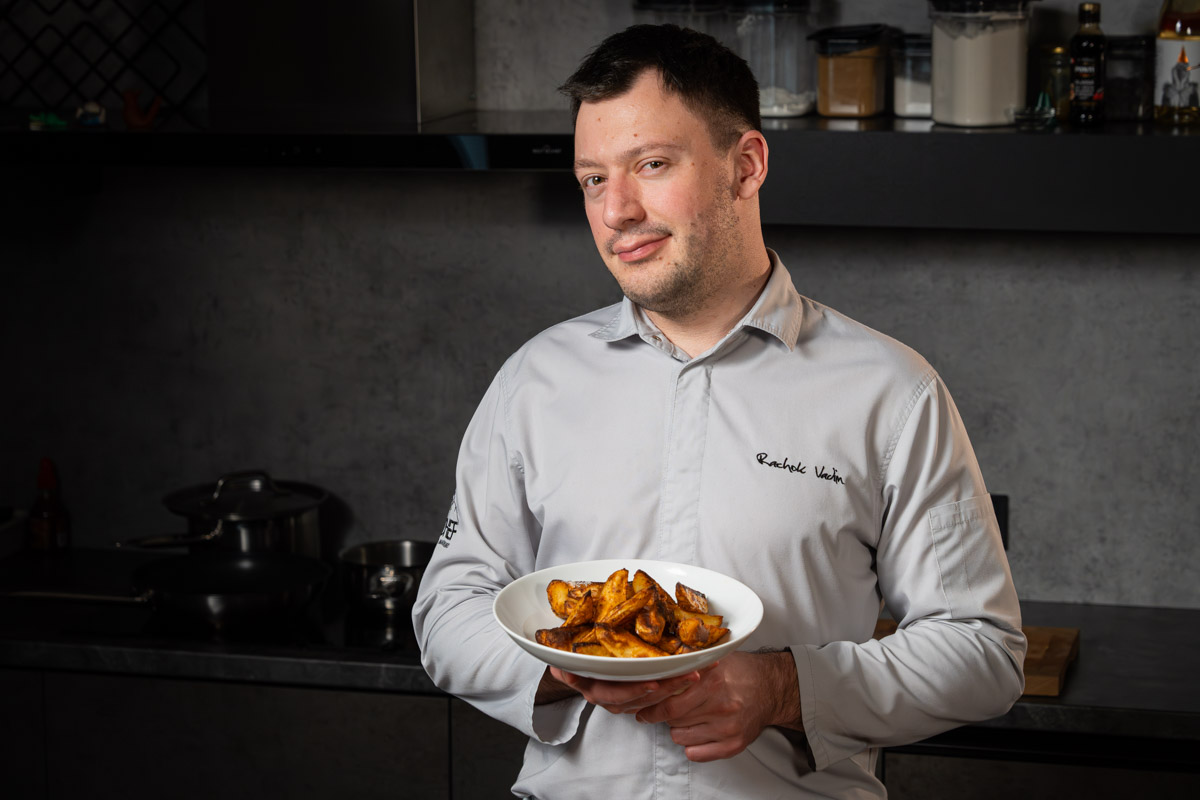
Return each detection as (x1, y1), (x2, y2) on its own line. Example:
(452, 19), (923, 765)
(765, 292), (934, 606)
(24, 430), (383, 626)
(610, 182), (740, 320)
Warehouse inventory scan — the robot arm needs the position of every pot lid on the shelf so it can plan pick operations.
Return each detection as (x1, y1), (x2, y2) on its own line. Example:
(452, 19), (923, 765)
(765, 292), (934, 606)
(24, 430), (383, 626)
(163, 470), (327, 521)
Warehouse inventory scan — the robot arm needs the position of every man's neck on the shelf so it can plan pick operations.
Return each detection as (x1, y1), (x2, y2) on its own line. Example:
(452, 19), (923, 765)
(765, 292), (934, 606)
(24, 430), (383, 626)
(644, 250), (773, 359)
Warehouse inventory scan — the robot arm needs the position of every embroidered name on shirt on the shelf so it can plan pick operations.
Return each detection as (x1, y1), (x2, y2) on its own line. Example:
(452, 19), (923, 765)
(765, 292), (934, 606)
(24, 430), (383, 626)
(756, 453), (845, 486)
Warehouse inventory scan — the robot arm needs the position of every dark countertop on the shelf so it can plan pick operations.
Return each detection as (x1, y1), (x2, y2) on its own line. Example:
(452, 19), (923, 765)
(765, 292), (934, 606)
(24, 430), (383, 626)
(2, 550), (1198, 745)
(0, 548), (438, 695)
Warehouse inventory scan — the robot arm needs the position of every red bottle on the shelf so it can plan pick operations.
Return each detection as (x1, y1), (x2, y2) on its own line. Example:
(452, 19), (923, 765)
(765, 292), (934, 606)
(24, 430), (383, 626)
(26, 458), (71, 551)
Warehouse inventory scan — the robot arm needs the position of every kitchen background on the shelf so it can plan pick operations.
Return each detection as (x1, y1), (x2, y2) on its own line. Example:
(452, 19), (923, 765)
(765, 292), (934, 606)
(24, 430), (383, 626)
(1, 0), (1197, 614)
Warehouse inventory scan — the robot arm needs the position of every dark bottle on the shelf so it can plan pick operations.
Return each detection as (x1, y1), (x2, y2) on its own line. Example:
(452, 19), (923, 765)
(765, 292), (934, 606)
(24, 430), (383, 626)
(1069, 2), (1106, 126)
(25, 458), (70, 552)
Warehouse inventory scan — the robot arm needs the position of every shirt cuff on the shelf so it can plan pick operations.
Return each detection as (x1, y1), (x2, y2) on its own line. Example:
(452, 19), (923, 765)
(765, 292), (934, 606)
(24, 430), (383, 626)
(791, 644), (832, 771)
(528, 682), (588, 745)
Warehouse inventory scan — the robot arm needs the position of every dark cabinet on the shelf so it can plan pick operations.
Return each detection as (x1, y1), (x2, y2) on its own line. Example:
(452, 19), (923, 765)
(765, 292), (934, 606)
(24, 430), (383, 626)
(0, 668), (45, 799)
(0, 667), (529, 800)
(42, 672), (449, 800)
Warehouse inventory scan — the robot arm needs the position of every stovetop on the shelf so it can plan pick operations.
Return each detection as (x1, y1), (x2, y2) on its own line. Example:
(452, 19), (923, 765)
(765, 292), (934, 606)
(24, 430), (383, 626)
(0, 548), (422, 657)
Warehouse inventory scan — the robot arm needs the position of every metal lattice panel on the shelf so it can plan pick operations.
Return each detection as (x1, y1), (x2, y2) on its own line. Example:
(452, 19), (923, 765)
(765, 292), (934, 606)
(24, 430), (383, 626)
(0, 0), (207, 130)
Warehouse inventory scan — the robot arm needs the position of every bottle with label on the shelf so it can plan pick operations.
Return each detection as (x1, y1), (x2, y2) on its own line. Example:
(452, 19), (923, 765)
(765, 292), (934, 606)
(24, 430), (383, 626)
(25, 458), (70, 552)
(1155, 0), (1200, 125)
(1069, 3), (1106, 126)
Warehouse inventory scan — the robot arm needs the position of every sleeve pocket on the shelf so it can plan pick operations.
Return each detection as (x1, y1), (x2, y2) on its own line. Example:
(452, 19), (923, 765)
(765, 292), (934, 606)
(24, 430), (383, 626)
(926, 495), (1001, 618)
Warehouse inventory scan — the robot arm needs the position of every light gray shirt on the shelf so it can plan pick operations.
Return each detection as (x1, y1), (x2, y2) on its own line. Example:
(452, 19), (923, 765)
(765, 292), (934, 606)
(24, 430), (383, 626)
(413, 252), (1026, 799)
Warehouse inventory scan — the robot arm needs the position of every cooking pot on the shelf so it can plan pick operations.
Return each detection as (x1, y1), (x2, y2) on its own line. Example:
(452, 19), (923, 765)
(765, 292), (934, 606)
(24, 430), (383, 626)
(5, 550), (332, 632)
(119, 470), (328, 558)
(339, 539), (435, 614)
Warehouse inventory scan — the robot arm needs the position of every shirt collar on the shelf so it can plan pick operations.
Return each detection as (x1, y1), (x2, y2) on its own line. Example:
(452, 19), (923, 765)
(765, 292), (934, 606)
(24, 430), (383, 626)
(590, 248), (803, 351)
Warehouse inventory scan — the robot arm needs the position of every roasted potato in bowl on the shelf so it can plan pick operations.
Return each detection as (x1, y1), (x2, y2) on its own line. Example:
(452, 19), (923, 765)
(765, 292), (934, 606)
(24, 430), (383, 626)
(493, 559), (764, 681)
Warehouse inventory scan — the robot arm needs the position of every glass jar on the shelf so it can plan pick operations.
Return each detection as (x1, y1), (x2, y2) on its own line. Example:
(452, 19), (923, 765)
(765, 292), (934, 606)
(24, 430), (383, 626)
(893, 33), (932, 117)
(731, 1), (816, 117)
(633, 1), (731, 43)
(809, 24), (891, 118)
(1107, 35), (1155, 121)
(1037, 45), (1072, 122)
(929, 0), (1034, 127)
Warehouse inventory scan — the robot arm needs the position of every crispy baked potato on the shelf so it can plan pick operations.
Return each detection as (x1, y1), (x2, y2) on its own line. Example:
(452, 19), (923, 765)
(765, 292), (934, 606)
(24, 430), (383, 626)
(534, 567), (730, 660)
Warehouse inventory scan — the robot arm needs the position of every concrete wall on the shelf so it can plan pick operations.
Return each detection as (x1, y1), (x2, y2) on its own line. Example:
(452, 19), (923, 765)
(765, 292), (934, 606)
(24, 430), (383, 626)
(2, 0), (1196, 609)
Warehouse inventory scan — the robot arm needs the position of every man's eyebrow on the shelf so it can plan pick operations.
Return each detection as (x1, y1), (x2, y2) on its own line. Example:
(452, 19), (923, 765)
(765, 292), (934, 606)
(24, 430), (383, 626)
(573, 141), (685, 172)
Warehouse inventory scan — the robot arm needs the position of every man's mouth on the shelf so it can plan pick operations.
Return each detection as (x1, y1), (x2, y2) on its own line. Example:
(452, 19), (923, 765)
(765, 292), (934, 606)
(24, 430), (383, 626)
(613, 235), (670, 263)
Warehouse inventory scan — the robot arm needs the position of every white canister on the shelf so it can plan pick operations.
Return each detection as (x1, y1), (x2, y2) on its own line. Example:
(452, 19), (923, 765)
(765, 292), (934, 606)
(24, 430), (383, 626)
(929, 0), (1035, 127)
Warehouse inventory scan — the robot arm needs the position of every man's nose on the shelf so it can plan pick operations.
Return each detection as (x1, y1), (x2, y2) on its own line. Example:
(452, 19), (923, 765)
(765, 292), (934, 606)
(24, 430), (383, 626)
(602, 175), (645, 230)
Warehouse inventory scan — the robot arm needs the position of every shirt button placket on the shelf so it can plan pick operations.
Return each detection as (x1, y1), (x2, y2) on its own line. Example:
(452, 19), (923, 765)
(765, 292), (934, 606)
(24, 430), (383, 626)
(657, 362), (713, 568)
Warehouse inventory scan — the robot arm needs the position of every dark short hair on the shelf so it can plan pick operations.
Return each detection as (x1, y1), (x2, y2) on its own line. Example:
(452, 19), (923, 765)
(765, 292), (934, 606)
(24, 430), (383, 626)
(558, 24), (761, 151)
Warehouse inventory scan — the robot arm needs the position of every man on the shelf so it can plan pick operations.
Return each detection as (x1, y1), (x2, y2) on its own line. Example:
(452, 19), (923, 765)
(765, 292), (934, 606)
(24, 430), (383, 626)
(413, 24), (1025, 798)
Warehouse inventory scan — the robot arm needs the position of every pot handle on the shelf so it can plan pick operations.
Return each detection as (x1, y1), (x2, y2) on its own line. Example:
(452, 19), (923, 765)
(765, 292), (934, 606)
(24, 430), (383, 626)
(212, 469), (286, 500)
(1, 589), (153, 605)
(116, 520), (224, 549)
(369, 572), (415, 599)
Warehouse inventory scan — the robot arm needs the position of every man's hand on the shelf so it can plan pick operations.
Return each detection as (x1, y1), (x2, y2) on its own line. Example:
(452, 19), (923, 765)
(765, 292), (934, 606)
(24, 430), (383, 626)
(633, 650), (802, 762)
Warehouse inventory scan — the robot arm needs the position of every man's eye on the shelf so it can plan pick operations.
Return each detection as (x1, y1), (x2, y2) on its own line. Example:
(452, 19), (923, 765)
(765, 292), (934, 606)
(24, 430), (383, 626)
(582, 175), (604, 188)
(646, 160), (664, 169)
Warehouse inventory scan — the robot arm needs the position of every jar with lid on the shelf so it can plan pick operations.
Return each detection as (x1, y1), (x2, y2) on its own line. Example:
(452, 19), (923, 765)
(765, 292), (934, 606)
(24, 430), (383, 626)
(1154, 0), (1200, 125)
(1038, 45), (1072, 122)
(730, 1), (816, 117)
(1106, 35), (1154, 121)
(893, 33), (932, 117)
(929, 0), (1036, 126)
(809, 25), (892, 118)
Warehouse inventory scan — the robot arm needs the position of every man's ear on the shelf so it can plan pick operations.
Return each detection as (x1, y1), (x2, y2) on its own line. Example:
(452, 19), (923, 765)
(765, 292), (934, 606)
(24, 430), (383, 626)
(734, 130), (769, 200)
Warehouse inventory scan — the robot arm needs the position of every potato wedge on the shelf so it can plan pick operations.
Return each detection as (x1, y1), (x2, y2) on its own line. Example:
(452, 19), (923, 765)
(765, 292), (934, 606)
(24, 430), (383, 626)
(595, 624), (670, 658)
(535, 624), (593, 652)
(634, 595), (667, 643)
(705, 627), (730, 647)
(672, 607), (724, 629)
(658, 634), (683, 654)
(675, 583), (709, 614)
(677, 617), (710, 647)
(562, 589), (597, 627)
(571, 641), (610, 657)
(573, 625), (600, 645)
(595, 569), (630, 621)
(632, 569), (657, 595)
(598, 586), (653, 628)
(547, 580), (571, 619)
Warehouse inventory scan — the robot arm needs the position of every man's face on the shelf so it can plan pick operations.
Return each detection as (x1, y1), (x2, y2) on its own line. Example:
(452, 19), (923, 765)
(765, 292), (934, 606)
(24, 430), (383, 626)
(573, 70), (742, 319)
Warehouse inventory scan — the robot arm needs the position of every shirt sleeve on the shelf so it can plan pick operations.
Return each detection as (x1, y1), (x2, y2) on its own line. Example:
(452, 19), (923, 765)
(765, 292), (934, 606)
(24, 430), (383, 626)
(793, 371), (1027, 770)
(411, 366), (587, 744)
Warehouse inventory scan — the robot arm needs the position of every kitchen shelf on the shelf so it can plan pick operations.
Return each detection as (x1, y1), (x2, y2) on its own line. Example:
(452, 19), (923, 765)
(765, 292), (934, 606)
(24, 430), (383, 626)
(3, 110), (1197, 235)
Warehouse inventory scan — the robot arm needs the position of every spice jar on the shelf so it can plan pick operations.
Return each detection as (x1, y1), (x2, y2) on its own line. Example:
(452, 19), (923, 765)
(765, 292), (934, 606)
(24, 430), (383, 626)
(929, 0), (1035, 127)
(893, 34), (932, 117)
(1106, 35), (1155, 121)
(809, 25), (891, 118)
(731, 1), (816, 118)
(1037, 45), (1072, 122)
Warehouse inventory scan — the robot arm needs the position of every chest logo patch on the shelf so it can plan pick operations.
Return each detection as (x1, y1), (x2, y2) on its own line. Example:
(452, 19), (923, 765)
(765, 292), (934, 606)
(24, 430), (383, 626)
(756, 452), (845, 486)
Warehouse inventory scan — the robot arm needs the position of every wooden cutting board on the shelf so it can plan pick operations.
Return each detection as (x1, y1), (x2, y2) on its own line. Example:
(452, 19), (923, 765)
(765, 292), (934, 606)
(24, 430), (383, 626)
(872, 619), (1079, 697)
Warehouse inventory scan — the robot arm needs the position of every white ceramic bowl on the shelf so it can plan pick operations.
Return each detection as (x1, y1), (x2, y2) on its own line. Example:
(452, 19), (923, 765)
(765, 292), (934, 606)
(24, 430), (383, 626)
(493, 558), (764, 681)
